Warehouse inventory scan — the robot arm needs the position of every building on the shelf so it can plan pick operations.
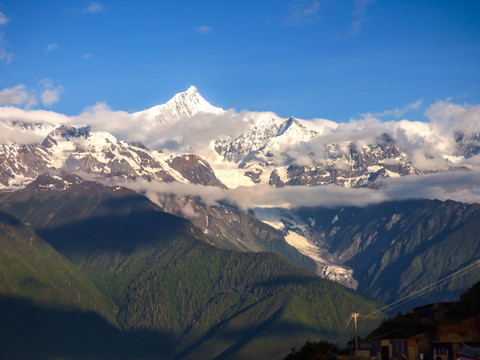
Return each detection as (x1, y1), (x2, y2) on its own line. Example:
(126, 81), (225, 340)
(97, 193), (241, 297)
(431, 342), (480, 360)
(456, 345), (480, 360)
(356, 339), (419, 360)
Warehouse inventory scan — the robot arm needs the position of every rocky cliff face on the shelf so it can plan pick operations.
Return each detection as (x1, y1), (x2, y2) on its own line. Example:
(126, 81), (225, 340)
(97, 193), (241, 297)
(2, 87), (478, 191)
(455, 131), (480, 158)
(0, 124), (224, 188)
(214, 115), (425, 188)
(167, 154), (226, 188)
(280, 141), (418, 187)
(283, 200), (480, 309)
(153, 192), (317, 274)
(1, 86), (480, 298)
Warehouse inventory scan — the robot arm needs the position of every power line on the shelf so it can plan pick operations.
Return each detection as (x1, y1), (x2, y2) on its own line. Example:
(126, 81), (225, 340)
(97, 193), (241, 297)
(320, 313), (355, 360)
(317, 259), (480, 360)
(363, 259), (480, 319)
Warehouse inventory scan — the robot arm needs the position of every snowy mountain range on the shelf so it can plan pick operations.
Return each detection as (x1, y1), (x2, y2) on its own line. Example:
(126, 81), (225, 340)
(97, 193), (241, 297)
(1, 86), (480, 289)
(2, 86), (478, 191)
(0, 124), (224, 189)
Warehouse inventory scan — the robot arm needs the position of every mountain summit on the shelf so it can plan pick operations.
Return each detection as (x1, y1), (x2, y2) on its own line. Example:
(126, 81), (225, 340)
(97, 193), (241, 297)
(133, 86), (224, 124)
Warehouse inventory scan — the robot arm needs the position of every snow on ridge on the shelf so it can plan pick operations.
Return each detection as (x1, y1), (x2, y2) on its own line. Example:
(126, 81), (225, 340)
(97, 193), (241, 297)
(284, 231), (356, 288)
(132, 86), (224, 124)
(2, 87), (480, 192)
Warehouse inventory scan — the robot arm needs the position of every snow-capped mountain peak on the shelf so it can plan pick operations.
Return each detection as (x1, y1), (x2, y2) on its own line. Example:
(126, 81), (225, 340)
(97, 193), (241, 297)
(274, 116), (318, 144)
(133, 86), (224, 124)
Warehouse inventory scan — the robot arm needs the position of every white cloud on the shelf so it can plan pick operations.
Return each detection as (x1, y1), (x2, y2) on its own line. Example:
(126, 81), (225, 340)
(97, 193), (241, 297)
(39, 79), (63, 106)
(83, 2), (104, 14)
(0, 32), (13, 64)
(381, 170), (480, 204)
(0, 12), (8, 25)
(41, 88), (62, 106)
(71, 98), (480, 174)
(0, 85), (29, 106)
(0, 93), (479, 208)
(0, 85), (37, 108)
(0, 14), (12, 64)
(362, 99), (424, 119)
(101, 169), (480, 212)
(72, 102), (136, 137)
(0, 106), (69, 125)
(0, 46), (12, 64)
(349, 0), (374, 35)
(152, 110), (248, 154)
(0, 125), (41, 144)
(284, 1), (321, 26)
(425, 101), (480, 134)
(83, 53), (94, 59)
(335, 0), (374, 38)
(24, 96), (39, 109)
(300, 100), (480, 172)
(46, 43), (59, 53)
(195, 26), (213, 35)
(0, 121), (53, 144)
(66, 2), (105, 14)
(73, 104), (248, 157)
(0, 81), (63, 109)
(0, 106), (69, 144)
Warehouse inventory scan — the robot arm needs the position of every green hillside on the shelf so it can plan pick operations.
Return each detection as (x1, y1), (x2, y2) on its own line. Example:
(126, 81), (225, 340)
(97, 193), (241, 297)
(0, 173), (382, 359)
(154, 194), (318, 273)
(282, 280), (480, 360)
(0, 210), (117, 324)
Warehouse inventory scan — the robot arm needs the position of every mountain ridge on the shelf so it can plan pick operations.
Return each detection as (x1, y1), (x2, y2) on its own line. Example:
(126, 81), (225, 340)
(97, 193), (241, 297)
(132, 86), (224, 124)
(257, 199), (480, 310)
(0, 171), (382, 359)
(1, 86), (479, 190)
(1, 86), (479, 295)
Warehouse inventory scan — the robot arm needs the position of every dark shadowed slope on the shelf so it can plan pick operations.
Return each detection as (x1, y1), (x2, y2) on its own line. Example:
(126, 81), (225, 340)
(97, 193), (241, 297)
(0, 172), (382, 359)
(292, 200), (480, 310)
(0, 209), (117, 323)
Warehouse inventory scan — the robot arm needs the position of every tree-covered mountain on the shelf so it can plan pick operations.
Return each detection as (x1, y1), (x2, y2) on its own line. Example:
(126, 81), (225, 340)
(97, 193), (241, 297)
(0, 209), (117, 323)
(288, 200), (480, 309)
(1, 86), (480, 292)
(0, 83), (479, 360)
(155, 192), (317, 274)
(282, 280), (480, 360)
(0, 172), (381, 359)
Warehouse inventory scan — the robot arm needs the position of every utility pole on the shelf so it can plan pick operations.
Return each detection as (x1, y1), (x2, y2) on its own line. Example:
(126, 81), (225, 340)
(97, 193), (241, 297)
(352, 313), (360, 353)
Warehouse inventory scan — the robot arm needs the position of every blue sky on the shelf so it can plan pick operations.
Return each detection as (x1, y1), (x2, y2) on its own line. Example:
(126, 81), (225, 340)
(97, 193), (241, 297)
(0, 0), (479, 121)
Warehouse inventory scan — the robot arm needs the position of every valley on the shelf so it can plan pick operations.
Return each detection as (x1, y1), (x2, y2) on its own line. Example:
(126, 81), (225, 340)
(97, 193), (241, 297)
(0, 87), (479, 359)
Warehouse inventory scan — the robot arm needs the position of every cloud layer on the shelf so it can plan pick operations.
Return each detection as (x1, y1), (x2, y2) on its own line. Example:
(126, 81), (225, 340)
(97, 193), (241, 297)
(1, 93), (480, 208)
(103, 169), (480, 211)
(0, 94), (479, 170)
